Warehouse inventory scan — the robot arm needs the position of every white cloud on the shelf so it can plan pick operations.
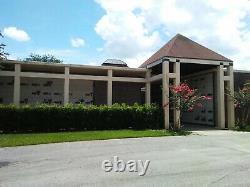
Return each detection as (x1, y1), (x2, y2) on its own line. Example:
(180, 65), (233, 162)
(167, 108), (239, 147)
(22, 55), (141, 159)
(7, 55), (17, 60)
(95, 0), (162, 67)
(71, 38), (85, 48)
(3, 27), (30, 42)
(95, 0), (250, 69)
(87, 61), (98, 66)
(123, 51), (154, 68)
(96, 47), (103, 52)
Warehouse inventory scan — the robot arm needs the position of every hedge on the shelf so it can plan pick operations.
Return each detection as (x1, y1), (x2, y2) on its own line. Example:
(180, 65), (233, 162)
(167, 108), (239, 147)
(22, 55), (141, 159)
(0, 103), (163, 133)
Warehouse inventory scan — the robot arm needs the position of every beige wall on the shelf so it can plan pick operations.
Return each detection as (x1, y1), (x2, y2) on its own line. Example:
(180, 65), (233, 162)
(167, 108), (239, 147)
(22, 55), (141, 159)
(0, 77), (94, 105)
(20, 77), (64, 104)
(0, 61), (147, 106)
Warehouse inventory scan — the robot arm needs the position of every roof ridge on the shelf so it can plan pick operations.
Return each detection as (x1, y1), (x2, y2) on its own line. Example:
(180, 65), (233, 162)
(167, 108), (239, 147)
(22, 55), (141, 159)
(167, 34), (180, 56)
(138, 34), (179, 68)
(177, 34), (231, 61)
(139, 33), (232, 68)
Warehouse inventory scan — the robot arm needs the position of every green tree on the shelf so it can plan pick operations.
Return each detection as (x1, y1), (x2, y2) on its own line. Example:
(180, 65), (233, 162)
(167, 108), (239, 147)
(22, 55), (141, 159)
(229, 82), (250, 129)
(0, 31), (9, 60)
(167, 83), (212, 130)
(23, 53), (63, 63)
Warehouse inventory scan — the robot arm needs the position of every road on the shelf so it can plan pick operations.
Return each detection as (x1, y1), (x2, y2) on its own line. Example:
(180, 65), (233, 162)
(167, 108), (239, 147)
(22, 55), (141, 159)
(1, 130), (250, 187)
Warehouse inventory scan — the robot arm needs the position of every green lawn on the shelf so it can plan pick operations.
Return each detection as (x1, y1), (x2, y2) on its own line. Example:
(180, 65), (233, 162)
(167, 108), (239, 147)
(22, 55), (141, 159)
(0, 130), (190, 147)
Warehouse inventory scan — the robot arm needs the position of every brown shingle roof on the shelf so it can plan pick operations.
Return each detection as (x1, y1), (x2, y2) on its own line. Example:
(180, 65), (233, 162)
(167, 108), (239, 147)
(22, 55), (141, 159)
(139, 34), (232, 68)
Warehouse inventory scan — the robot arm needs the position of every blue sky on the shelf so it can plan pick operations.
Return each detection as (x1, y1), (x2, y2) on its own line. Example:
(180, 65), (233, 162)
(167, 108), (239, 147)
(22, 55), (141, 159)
(1, 0), (250, 69)
(1, 0), (106, 64)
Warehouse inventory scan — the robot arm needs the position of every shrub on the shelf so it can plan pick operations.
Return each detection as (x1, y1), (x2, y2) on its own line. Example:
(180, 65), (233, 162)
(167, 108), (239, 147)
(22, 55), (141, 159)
(228, 82), (250, 129)
(0, 103), (163, 133)
(167, 83), (212, 129)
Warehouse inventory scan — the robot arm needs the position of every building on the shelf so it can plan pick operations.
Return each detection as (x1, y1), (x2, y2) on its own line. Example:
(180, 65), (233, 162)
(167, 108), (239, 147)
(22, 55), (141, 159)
(0, 34), (245, 129)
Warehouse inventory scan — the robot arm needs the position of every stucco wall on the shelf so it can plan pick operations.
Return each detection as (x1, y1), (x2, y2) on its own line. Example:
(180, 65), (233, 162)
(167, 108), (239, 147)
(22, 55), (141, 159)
(0, 77), (93, 105)
(94, 81), (143, 105)
(20, 77), (64, 104)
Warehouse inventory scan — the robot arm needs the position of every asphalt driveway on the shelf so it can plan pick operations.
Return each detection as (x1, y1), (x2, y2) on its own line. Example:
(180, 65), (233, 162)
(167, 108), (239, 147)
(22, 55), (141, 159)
(1, 130), (250, 187)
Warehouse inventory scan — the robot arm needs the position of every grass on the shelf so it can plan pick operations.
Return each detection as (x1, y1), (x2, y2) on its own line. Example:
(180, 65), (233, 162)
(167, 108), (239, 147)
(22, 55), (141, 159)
(0, 129), (190, 147)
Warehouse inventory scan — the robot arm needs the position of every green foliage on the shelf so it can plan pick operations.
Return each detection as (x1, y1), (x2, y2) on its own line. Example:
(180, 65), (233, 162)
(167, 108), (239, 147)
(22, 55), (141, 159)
(229, 82), (250, 128)
(167, 82), (212, 129)
(0, 103), (163, 133)
(244, 125), (250, 131)
(169, 83), (211, 113)
(23, 53), (63, 63)
(0, 31), (9, 60)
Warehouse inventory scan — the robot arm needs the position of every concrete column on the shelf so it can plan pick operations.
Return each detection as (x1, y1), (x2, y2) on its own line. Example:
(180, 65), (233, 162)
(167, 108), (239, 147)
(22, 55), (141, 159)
(107, 69), (113, 106)
(64, 67), (70, 105)
(162, 60), (170, 129)
(13, 64), (21, 106)
(145, 70), (151, 105)
(226, 65), (235, 129)
(216, 65), (225, 129)
(173, 62), (181, 129)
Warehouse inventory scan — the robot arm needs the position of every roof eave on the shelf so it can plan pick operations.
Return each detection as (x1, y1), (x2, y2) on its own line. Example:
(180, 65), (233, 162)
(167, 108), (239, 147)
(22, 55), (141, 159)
(140, 55), (233, 68)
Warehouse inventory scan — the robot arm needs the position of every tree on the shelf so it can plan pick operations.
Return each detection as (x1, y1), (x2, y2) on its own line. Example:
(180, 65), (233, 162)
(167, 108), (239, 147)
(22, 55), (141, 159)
(0, 31), (9, 60)
(23, 53), (63, 63)
(167, 83), (212, 129)
(228, 82), (250, 129)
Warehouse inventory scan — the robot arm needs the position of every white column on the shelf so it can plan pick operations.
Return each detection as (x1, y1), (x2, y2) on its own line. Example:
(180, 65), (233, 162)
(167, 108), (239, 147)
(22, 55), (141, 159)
(226, 65), (235, 129)
(173, 62), (181, 129)
(216, 65), (225, 129)
(162, 60), (170, 129)
(145, 70), (151, 105)
(107, 69), (113, 106)
(64, 67), (70, 105)
(13, 64), (21, 106)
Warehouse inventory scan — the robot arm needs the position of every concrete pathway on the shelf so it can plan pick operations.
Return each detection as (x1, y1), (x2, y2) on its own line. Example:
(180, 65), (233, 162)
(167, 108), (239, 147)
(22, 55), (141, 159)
(0, 130), (250, 187)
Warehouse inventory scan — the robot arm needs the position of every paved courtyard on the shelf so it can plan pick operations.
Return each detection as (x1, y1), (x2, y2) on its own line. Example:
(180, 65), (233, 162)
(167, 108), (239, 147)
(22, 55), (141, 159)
(1, 130), (250, 187)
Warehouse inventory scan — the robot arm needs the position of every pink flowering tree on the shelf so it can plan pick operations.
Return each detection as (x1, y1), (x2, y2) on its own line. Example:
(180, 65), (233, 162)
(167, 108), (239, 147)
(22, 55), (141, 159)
(229, 82), (250, 129)
(168, 83), (212, 129)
